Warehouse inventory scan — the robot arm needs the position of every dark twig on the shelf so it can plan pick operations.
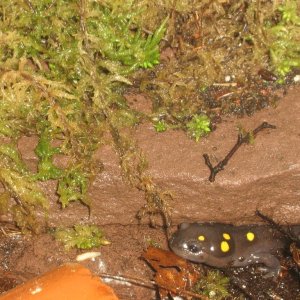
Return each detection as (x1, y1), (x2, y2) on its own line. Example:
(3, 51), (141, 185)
(203, 122), (276, 182)
(255, 210), (299, 245)
(255, 210), (287, 236)
(98, 273), (209, 299)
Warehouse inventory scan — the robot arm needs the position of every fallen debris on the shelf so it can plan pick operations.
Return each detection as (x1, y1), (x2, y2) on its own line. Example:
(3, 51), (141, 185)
(142, 246), (207, 299)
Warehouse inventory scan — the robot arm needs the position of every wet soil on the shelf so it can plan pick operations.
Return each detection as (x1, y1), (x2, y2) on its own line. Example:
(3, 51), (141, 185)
(0, 223), (299, 299)
(0, 224), (163, 299)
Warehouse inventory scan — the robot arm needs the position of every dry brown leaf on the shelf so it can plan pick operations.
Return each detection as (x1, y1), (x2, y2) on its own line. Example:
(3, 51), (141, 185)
(142, 246), (204, 299)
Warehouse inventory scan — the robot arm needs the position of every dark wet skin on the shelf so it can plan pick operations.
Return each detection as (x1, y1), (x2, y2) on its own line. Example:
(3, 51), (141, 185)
(169, 223), (300, 278)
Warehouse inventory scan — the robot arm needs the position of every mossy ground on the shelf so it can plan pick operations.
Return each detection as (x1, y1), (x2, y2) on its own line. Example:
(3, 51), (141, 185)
(0, 0), (299, 233)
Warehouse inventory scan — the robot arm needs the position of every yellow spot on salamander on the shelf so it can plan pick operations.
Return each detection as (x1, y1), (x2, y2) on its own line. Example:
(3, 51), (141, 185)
(220, 241), (230, 252)
(246, 232), (255, 242)
(198, 235), (205, 241)
(223, 233), (231, 240)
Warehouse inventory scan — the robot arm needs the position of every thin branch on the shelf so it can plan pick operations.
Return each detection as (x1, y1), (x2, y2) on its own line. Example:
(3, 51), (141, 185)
(98, 273), (209, 300)
(255, 210), (299, 244)
(203, 122), (276, 182)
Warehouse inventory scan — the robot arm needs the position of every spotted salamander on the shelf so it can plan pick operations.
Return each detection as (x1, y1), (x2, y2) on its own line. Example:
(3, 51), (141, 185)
(169, 222), (300, 277)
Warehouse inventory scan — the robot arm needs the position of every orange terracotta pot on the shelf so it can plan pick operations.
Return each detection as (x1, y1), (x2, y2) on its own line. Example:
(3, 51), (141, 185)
(0, 263), (119, 300)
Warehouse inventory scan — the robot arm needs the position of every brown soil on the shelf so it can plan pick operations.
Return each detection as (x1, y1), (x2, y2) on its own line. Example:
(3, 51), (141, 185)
(0, 225), (165, 299)
(1, 86), (300, 299)
(0, 223), (299, 299)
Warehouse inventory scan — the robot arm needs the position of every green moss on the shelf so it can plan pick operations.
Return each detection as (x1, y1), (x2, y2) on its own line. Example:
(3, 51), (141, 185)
(0, 0), (298, 232)
(86, 4), (168, 72)
(0, 143), (28, 174)
(57, 166), (90, 208)
(266, 0), (300, 79)
(53, 225), (110, 250)
(0, 0), (167, 231)
(193, 270), (230, 300)
(0, 168), (49, 233)
(34, 129), (63, 181)
(0, 142), (48, 232)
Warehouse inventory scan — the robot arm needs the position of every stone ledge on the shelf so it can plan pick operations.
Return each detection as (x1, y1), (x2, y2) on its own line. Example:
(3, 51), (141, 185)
(4, 87), (300, 226)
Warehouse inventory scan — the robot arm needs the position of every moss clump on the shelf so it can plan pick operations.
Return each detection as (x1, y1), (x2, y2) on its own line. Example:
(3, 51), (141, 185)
(0, 143), (48, 233)
(193, 270), (230, 300)
(0, 0), (167, 231)
(266, 1), (300, 79)
(34, 129), (63, 181)
(86, 5), (168, 71)
(53, 225), (110, 250)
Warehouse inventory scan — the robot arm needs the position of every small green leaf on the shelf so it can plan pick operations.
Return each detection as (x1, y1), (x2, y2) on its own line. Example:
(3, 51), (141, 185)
(154, 120), (167, 132)
(187, 114), (211, 141)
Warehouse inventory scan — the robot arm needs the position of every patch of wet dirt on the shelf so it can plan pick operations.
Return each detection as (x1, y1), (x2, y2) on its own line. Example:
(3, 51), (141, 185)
(0, 224), (165, 299)
(0, 223), (299, 299)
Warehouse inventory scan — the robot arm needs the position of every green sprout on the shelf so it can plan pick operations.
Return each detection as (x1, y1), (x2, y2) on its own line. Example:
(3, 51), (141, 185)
(187, 114), (211, 141)
(193, 270), (230, 300)
(145, 238), (161, 248)
(153, 120), (167, 132)
(53, 225), (110, 250)
(278, 1), (300, 25)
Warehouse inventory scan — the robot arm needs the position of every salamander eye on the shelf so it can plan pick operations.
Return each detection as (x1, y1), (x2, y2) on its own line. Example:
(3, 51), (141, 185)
(188, 244), (200, 253)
